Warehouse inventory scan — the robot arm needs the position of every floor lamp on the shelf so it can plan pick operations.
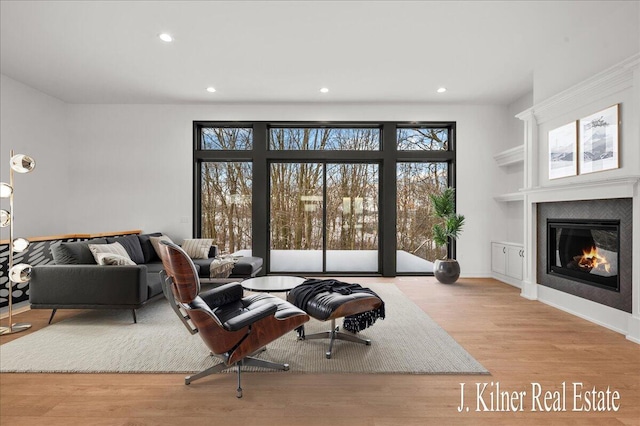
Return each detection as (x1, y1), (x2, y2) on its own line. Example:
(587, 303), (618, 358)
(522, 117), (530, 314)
(0, 150), (36, 335)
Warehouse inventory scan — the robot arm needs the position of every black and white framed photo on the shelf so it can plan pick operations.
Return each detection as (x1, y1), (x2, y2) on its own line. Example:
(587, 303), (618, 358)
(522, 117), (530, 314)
(548, 121), (577, 180)
(579, 104), (620, 175)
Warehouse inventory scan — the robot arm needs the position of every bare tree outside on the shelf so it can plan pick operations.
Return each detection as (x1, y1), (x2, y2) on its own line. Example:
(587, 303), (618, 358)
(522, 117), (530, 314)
(201, 161), (252, 254)
(325, 163), (378, 251)
(268, 128), (380, 272)
(270, 127), (379, 150)
(270, 162), (324, 251)
(201, 128), (253, 254)
(396, 162), (449, 267)
(202, 127), (252, 150)
(397, 128), (448, 151)
(396, 127), (450, 271)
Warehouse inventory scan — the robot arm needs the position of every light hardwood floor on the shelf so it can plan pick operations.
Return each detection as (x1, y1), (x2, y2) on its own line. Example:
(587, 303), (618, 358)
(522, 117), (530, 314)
(1, 277), (639, 425)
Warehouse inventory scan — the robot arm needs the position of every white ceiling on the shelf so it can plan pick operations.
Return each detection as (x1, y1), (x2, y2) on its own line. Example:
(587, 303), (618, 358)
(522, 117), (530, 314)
(0, 1), (626, 105)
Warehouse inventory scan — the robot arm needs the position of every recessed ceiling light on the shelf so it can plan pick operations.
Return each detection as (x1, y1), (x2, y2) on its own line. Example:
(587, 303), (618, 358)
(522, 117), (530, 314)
(320, 87), (329, 93)
(206, 87), (216, 93)
(159, 33), (173, 42)
(437, 87), (447, 93)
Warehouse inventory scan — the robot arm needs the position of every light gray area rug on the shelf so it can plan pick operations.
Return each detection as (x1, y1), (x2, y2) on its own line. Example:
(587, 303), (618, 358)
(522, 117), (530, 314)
(0, 284), (488, 374)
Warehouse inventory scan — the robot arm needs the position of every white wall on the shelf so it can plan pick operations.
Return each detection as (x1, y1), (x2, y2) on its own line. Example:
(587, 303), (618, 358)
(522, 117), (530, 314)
(0, 75), (70, 237)
(530, 2), (639, 183)
(508, 92), (533, 149)
(63, 102), (507, 277)
(533, 1), (639, 103)
(536, 75), (639, 185)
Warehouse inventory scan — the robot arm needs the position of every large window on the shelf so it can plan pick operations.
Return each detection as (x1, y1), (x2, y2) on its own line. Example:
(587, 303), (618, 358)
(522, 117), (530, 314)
(396, 162), (448, 273)
(268, 161), (379, 273)
(194, 121), (455, 276)
(270, 162), (324, 272)
(325, 163), (379, 272)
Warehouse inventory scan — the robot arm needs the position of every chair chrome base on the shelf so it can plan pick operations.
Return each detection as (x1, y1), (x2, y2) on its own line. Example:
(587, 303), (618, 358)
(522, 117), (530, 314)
(0, 322), (32, 335)
(300, 318), (371, 359)
(185, 354), (290, 398)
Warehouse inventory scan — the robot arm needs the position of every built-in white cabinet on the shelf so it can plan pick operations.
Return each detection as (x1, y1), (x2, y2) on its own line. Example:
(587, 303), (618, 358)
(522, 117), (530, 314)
(505, 244), (523, 280)
(491, 241), (524, 288)
(491, 243), (507, 275)
(491, 141), (526, 287)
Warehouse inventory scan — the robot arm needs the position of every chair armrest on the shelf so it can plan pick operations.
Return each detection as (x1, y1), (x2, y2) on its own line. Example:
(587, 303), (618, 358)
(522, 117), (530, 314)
(200, 282), (243, 308)
(223, 303), (278, 331)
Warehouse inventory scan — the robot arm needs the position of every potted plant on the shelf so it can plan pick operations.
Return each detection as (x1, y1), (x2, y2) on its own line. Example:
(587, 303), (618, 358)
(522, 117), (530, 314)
(429, 187), (465, 284)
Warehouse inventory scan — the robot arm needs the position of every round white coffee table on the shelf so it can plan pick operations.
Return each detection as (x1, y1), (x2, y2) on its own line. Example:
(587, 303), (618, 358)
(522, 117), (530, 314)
(241, 276), (306, 293)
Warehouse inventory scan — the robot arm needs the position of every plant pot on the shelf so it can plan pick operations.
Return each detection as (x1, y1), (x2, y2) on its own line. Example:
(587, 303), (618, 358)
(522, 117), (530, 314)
(433, 259), (460, 284)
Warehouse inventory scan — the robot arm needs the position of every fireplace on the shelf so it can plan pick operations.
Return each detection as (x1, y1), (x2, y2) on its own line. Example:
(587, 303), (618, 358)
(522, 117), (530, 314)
(537, 198), (631, 314)
(547, 219), (620, 292)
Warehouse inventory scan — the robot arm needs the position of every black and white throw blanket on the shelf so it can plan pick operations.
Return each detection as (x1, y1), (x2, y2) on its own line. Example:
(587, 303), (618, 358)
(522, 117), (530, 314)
(289, 278), (385, 333)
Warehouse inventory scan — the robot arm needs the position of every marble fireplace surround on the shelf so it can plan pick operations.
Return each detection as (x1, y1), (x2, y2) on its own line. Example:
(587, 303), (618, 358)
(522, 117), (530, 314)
(522, 177), (640, 343)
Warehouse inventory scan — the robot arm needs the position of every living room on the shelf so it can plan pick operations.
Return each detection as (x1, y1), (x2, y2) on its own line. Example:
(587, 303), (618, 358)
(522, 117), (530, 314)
(1, 1), (639, 424)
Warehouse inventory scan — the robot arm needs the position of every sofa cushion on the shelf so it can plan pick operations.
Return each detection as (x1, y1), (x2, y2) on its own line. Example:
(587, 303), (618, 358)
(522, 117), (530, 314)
(230, 256), (263, 277)
(143, 262), (165, 274)
(88, 242), (132, 264)
(191, 258), (217, 278)
(182, 239), (213, 259)
(96, 253), (136, 266)
(106, 235), (145, 264)
(150, 235), (173, 259)
(137, 232), (162, 263)
(51, 238), (107, 264)
(146, 271), (163, 299)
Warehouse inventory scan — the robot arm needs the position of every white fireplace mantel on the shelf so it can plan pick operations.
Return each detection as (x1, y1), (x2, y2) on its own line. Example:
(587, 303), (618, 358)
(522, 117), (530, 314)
(523, 176), (640, 204)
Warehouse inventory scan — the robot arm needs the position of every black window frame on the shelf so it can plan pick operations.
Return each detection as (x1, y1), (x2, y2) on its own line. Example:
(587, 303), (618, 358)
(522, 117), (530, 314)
(194, 121), (456, 277)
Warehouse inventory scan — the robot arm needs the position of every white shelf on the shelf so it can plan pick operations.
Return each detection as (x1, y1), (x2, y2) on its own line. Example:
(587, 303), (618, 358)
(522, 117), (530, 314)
(494, 145), (524, 167)
(494, 192), (524, 203)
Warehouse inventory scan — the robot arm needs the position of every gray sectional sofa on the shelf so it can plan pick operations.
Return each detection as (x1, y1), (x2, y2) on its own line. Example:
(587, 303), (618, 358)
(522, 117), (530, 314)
(29, 232), (263, 323)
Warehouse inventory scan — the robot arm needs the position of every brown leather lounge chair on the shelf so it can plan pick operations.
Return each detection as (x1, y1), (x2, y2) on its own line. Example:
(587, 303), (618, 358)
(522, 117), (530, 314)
(158, 241), (309, 398)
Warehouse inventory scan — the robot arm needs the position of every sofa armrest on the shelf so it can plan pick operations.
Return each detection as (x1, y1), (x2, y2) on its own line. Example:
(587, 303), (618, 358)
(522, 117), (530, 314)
(30, 265), (148, 307)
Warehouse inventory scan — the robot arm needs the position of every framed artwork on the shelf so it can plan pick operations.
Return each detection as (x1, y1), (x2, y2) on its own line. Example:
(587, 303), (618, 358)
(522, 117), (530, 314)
(548, 121), (577, 180)
(579, 104), (619, 175)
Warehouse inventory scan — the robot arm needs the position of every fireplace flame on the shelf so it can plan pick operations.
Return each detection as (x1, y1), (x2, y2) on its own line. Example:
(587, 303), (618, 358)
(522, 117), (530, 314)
(577, 246), (611, 274)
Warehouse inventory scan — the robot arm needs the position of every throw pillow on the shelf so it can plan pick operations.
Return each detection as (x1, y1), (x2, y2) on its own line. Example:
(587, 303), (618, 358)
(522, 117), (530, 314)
(182, 238), (213, 259)
(51, 238), (108, 264)
(106, 235), (145, 264)
(137, 232), (162, 263)
(88, 242), (132, 264)
(95, 253), (136, 266)
(150, 235), (174, 259)
(51, 242), (84, 265)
